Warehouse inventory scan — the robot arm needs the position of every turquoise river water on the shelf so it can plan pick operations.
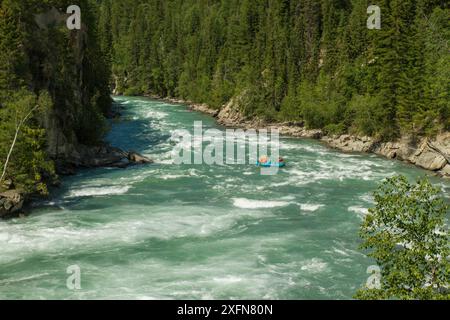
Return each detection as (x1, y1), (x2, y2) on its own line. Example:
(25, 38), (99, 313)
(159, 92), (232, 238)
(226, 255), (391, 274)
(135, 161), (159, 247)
(0, 96), (448, 299)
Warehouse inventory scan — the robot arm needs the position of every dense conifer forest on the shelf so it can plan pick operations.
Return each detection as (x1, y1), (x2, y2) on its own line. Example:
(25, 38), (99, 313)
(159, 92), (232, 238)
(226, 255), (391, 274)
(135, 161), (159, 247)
(0, 0), (449, 301)
(0, 0), (449, 193)
(101, 0), (449, 139)
(0, 0), (111, 193)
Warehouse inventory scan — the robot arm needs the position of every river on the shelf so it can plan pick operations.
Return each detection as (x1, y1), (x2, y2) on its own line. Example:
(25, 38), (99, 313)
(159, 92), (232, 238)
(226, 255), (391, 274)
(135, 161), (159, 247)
(0, 96), (448, 299)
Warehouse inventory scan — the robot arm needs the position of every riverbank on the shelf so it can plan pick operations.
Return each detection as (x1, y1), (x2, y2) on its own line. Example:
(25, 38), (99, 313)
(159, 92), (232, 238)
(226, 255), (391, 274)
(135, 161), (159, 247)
(147, 94), (450, 179)
(8, 96), (432, 300)
(0, 104), (153, 219)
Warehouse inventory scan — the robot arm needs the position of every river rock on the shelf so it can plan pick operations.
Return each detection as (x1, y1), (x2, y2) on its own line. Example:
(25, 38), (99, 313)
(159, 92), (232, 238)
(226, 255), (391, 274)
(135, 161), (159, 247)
(317, 133), (449, 176)
(323, 135), (375, 153)
(413, 150), (447, 171)
(53, 142), (148, 174)
(189, 104), (219, 117)
(407, 138), (448, 171)
(0, 190), (25, 218)
(88, 146), (127, 167)
(375, 141), (402, 159)
(128, 151), (153, 164)
(430, 132), (450, 165)
(438, 164), (450, 178)
(217, 96), (247, 126)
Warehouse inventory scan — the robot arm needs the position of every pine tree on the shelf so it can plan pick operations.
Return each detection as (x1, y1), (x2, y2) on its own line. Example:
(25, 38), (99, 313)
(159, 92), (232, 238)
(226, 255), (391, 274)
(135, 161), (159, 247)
(98, 0), (448, 138)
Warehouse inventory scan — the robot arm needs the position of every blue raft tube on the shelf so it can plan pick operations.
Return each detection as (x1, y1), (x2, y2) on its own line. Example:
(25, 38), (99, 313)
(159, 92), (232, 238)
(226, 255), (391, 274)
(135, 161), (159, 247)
(256, 160), (286, 168)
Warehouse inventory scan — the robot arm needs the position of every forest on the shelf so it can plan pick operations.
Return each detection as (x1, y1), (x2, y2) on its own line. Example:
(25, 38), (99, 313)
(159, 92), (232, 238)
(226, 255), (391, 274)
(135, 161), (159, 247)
(0, 0), (111, 194)
(100, 0), (449, 139)
(0, 0), (449, 193)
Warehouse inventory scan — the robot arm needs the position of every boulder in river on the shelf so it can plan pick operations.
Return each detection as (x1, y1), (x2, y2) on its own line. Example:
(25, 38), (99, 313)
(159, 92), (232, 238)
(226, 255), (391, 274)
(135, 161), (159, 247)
(438, 164), (450, 178)
(128, 151), (154, 164)
(0, 190), (25, 218)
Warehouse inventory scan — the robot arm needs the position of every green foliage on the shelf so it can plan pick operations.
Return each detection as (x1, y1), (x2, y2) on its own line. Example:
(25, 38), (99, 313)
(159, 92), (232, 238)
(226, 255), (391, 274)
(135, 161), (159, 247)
(1, 0), (448, 194)
(101, 0), (448, 140)
(356, 176), (449, 300)
(0, 0), (112, 194)
(0, 90), (55, 194)
(347, 94), (384, 137)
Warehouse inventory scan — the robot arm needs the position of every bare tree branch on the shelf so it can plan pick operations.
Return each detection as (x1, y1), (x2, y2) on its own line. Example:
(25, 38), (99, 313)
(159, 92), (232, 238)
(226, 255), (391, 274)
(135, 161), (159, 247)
(0, 104), (40, 184)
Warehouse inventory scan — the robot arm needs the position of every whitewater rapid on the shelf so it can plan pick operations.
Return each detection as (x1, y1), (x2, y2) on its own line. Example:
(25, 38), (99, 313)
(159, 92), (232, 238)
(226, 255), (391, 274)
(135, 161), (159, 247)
(0, 96), (448, 300)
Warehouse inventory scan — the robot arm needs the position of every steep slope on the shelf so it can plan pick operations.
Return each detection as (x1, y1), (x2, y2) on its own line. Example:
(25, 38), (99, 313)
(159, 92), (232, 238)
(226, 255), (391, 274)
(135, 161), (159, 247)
(0, 1), (119, 217)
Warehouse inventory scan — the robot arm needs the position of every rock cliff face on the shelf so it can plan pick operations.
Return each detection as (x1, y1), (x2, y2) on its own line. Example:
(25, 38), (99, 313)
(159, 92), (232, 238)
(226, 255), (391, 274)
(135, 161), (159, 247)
(0, 7), (155, 219)
(33, 10), (151, 173)
(52, 144), (132, 175)
(322, 134), (450, 178)
(0, 190), (25, 219)
(216, 98), (322, 138)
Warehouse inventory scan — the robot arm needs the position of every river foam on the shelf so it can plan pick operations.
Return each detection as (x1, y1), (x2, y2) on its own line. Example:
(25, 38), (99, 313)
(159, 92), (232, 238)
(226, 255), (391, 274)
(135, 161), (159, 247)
(232, 198), (291, 209)
(66, 185), (131, 198)
(1, 96), (447, 300)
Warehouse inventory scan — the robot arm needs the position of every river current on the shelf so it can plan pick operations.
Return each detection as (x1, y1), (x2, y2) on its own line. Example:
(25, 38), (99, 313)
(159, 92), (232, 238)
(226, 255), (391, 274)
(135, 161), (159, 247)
(0, 96), (448, 299)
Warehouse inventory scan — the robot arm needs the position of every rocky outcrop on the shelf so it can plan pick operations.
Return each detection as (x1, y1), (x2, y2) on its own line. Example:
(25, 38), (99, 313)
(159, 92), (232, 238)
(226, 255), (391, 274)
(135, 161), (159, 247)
(128, 151), (154, 164)
(215, 97), (323, 138)
(440, 165), (450, 178)
(322, 135), (375, 153)
(0, 141), (153, 219)
(216, 97), (248, 127)
(188, 104), (220, 117)
(150, 96), (221, 117)
(275, 125), (323, 139)
(322, 133), (450, 177)
(409, 142), (447, 171)
(0, 190), (25, 219)
(54, 144), (153, 175)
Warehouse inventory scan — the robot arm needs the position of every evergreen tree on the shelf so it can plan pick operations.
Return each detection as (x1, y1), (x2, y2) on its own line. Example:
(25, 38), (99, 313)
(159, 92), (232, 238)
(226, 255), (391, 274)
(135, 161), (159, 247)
(0, 0), (112, 193)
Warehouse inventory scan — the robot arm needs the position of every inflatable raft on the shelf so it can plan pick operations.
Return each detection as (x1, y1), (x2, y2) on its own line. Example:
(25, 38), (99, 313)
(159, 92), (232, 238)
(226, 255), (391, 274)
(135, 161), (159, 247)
(256, 161), (286, 168)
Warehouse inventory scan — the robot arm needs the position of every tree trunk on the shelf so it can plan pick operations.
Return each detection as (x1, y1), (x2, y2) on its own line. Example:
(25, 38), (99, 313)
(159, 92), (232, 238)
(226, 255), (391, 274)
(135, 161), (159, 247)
(0, 105), (39, 183)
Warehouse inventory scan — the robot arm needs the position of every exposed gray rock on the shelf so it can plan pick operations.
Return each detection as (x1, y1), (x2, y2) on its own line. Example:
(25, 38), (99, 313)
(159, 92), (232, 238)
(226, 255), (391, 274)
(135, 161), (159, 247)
(374, 141), (403, 159)
(56, 144), (126, 170)
(214, 97), (323, 138)
(189, 104), (220, 117)
(0, 190), (25, 218)
(128, 151), (153, 164)
(53, 142), (153, 174)
(430, 133), (450, 163)
(438, 165), (450, 178)
(217, 96), (251, 127)
(323, 135), (375, 153)
(324, 134), (449, 176)
(413, 149), (447, 171)
(279, 126), (322, 139)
